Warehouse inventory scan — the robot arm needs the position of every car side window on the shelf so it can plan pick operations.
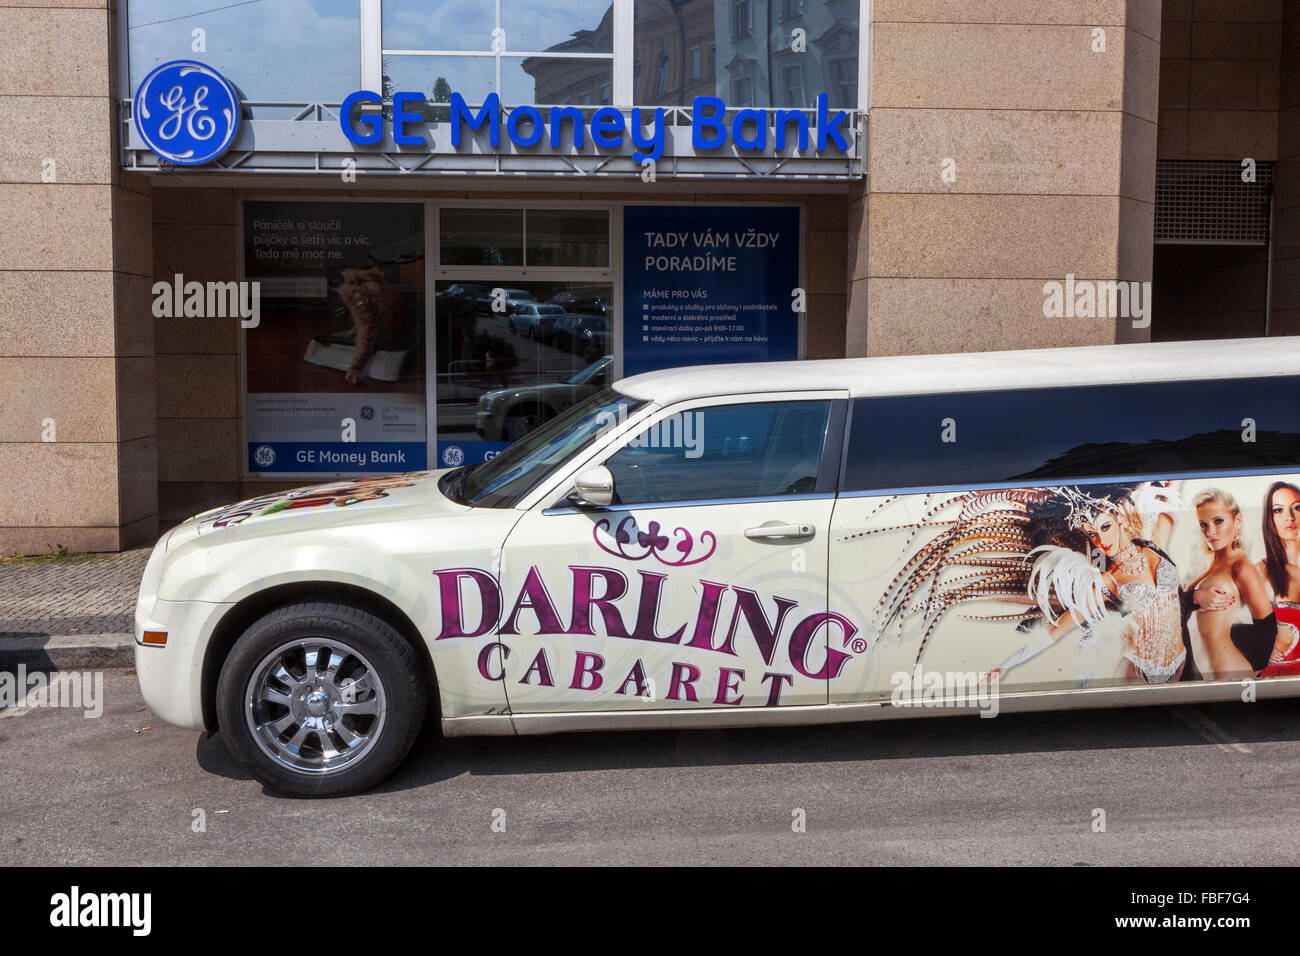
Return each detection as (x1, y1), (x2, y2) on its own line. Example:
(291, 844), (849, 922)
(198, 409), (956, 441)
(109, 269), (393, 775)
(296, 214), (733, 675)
(604, 401), (831, 505)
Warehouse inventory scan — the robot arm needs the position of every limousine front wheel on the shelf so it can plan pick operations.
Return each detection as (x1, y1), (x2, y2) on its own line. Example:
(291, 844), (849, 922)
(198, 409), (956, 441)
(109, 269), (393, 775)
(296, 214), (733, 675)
(216, 602), (428, 797)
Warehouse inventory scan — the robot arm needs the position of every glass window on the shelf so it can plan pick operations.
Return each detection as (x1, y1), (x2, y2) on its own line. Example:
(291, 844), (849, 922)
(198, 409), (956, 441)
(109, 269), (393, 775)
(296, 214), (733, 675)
(381, 0), (497, 52)
(842, 377), (1300, 493)
(440, 209), (523, 267)
(383, 0), (613, 107)
(383, 0), (612, 53)
(655, 54), (670, 95)
(780, 62), (804, 106)
(731, 0), (752, 39)
(127, 0), (360, 118)
(435, 276), (613, 445)
(503, 0), (614, 53)
(633, 0), (858, 107)
(605, 401), (831, 505)
(690, 46), (701, 80)
(828, 56), (857, 106)
(439, 207), (609, 267)
(526, 209), (610, 267)
(384, 55), (612, 107)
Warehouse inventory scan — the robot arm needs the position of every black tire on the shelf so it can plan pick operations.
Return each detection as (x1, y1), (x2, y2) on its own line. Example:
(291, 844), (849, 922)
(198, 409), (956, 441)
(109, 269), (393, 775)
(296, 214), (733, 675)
(505, 404), (552, 442)
(216, 601), (428, 797)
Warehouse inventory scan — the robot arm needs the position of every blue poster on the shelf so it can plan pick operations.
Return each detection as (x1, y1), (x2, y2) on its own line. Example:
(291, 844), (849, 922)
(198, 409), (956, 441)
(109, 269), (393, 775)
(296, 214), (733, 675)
(622, 206), (800, 377)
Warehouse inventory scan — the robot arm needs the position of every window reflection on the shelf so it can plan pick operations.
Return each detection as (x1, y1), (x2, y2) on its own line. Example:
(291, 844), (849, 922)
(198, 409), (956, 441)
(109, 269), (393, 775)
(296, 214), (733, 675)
(436, 279), (614, 443)
(383, 0), (614, 107)
(503, 0), (614, 53)
(384, 0), (613, 54)
(385, 55), (613, 107)
(527, 210), (610, 267)
(440, 209), (524, 267)
(382, 0), (496, 52)
(127, 0), (360, 116)
(633, 0), (859, 108)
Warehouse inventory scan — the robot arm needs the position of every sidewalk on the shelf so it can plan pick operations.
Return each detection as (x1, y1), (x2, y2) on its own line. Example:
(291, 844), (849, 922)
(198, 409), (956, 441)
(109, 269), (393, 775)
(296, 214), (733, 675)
(0, 545), (153, 670)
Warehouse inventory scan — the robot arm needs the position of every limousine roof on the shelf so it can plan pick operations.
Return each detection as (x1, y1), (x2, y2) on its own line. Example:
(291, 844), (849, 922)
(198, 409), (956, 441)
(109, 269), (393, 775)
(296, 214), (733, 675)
(616, 336), (1300, 404)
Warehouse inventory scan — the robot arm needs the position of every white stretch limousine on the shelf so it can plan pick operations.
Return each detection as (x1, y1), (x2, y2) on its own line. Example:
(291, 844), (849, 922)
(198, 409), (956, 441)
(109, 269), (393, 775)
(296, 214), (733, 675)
(136, 337), (1300, 795)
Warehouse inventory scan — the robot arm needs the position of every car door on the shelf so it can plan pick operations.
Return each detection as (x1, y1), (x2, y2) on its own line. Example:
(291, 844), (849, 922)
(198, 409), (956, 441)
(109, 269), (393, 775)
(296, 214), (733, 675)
(495, 392), (850, 715)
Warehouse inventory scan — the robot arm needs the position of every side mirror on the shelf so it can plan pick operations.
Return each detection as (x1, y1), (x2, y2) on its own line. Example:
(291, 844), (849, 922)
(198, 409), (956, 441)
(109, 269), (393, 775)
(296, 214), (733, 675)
(571, 466), (614, 507)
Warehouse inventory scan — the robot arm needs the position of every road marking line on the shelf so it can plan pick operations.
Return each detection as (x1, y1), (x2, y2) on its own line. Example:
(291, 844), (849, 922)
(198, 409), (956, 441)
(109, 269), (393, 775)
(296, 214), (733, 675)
(1168, 706), (1253, 755)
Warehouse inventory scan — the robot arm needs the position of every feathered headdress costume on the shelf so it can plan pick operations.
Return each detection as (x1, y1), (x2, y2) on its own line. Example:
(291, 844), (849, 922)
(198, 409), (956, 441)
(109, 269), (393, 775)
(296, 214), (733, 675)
(847, 481), (1180, 667)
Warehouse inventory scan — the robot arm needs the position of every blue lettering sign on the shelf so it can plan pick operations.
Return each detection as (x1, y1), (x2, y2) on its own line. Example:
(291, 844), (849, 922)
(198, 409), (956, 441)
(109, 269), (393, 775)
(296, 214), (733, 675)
(334, 90), (850, 157)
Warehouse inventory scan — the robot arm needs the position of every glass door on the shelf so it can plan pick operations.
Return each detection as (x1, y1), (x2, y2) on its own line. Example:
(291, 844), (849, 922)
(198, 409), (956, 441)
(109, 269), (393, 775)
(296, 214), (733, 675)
(430, 204), (617, 468)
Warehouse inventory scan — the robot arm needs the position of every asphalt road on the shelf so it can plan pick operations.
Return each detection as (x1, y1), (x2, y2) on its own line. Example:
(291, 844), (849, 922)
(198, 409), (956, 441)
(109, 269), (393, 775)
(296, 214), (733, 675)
(3, 669), (1299, 866)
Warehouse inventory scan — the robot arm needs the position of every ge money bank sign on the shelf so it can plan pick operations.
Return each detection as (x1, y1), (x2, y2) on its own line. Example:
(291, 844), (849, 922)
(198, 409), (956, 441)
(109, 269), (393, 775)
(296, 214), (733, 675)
(130, 61), (857, 173)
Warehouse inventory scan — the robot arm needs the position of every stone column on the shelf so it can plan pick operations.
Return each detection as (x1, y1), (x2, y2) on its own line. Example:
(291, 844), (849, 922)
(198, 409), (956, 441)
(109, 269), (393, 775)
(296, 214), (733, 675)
(0, 0), (157, 554)
(847, 0), (1162, 356)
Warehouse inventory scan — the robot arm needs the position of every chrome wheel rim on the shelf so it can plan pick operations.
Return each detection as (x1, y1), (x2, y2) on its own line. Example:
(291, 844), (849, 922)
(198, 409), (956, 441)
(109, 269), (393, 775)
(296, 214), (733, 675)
(245, 638), (387, 775)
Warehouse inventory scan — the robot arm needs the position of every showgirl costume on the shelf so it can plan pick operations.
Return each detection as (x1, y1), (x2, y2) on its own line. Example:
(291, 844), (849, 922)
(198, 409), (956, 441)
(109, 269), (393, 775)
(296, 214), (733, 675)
(1260, 601), (1300, 677)
(852, 481), (1187, 685)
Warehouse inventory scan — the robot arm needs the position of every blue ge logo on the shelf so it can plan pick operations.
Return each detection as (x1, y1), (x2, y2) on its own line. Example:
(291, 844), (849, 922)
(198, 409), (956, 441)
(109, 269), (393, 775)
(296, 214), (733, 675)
(441, 445), (465, 467)
(253, 445), (276, 468)
(133, 60), (241, 166)
(360, 406), (375, 421)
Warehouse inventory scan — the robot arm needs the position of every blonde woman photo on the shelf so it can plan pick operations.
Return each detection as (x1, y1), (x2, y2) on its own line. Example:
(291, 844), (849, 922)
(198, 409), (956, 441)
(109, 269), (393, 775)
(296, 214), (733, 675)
(1187, 488), (1278, 679)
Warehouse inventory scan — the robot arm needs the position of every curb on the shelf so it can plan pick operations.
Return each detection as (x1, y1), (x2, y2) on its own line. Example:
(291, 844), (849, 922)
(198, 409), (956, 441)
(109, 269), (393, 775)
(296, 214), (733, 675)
(0, 634), (135, 672)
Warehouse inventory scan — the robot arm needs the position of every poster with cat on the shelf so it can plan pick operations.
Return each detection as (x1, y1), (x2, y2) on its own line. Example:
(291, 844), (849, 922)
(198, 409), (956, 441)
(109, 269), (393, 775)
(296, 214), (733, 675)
(242, 201), (428, 476)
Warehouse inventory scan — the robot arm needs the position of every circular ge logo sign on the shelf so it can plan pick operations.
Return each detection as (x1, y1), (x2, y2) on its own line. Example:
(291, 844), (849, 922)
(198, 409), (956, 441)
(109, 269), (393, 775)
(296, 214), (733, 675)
(441, 445), (465, 467)
(360, 406), (375, 421)
(133, 60), (241, 166)
(253, 445), (276, 468)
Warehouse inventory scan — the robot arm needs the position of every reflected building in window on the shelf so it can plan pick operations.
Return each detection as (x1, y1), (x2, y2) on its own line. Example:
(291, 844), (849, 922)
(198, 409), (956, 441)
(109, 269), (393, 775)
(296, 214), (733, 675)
(521, 5), (614, 106)
(513, 0), (858, 110)
(633, 0), (858, 109)
(631, 0), (719, 106)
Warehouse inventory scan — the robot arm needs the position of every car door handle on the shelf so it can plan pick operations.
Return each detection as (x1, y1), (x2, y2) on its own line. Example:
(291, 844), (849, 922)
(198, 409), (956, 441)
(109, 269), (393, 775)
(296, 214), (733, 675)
(745, 522), (815, 539)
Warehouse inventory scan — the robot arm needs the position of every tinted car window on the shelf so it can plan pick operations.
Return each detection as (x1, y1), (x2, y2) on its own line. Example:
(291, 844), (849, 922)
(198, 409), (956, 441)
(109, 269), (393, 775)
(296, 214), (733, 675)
(605, 401), (831, 505)
(843, 375), (1300, 492)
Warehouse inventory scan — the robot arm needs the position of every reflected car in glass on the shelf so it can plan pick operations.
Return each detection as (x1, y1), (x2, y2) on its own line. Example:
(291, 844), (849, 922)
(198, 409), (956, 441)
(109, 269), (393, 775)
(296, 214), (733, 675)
(547, 313), (610, 362)
(507, 302), (567, 340)
(475, 355), (612, 441)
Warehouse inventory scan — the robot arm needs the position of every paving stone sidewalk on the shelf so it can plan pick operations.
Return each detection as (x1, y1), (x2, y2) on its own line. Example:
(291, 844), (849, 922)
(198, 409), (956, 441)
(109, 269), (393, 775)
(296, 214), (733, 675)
(0, 546), (152, 639)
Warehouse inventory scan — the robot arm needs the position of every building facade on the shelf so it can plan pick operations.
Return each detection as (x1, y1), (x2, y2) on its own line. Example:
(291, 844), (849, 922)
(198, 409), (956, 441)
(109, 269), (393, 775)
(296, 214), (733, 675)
(1, 0), (1295, 555)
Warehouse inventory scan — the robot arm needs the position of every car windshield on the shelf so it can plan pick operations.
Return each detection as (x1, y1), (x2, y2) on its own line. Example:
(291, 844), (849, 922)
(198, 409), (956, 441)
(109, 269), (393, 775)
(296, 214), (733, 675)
(442, 389), (645, 508)
(567, 357), (610, 384)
